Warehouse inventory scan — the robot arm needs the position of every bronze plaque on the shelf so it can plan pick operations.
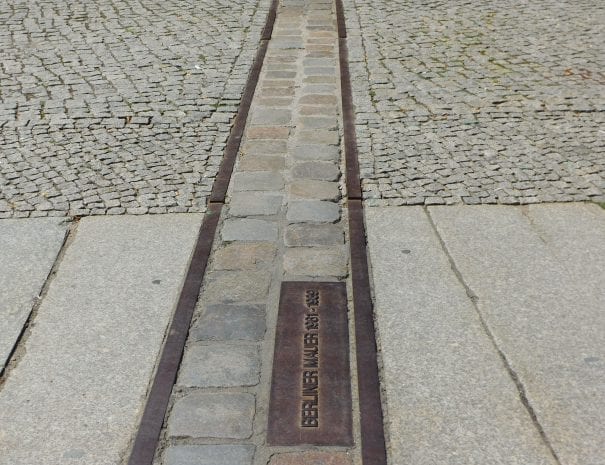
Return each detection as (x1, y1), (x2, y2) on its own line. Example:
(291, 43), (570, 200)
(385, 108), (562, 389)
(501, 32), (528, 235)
(267, 281), (353, 445)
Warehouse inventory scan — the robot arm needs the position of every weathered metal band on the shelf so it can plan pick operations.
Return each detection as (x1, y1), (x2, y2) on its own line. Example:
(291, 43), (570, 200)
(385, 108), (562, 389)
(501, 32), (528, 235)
(336, 0), (389, 462)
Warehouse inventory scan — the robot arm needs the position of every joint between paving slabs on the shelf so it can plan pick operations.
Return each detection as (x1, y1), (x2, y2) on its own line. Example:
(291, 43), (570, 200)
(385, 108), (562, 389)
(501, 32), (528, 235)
(0, 217), (79, 384)
(424, 206), (563, 465)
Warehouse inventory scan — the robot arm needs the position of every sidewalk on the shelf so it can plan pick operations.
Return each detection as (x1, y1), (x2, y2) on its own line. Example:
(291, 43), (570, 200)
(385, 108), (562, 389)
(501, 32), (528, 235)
(1, 0), (604, 464)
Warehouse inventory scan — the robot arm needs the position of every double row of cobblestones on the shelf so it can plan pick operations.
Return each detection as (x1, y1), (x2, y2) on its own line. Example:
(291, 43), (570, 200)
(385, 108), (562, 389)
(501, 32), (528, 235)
(345, 0), (605, 205)
(156, 1), (353, 464)
(0, 0), (269, 217)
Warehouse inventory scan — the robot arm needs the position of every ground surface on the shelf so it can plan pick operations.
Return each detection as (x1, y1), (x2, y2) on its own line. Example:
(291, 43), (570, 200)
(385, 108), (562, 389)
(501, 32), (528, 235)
(346, 0), (605, 205)
(0, 0), (269, 217)
(0, 1), (604, 465)
(366, 203), (605, 465)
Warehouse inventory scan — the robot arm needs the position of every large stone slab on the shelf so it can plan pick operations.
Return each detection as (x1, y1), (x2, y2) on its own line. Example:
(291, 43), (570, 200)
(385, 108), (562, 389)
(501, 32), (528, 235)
(365, 206), (557, 465)
(0, 214), (202, 465)
(429, 204), (605, 465)
(0, 218), (67, 372)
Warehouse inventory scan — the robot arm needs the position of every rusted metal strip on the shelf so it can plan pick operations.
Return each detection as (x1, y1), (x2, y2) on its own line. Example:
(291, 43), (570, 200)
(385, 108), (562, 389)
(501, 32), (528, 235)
(335, 0), (347, 39)
(338, 37), (362, 200)
(210, 0), (279, 203)
(348, 200), (388, 465)
(262, 0), (279, 40)
(127, 203), (222, 465)
(268, 282), (353, 446)
(336, 0), (388, 462)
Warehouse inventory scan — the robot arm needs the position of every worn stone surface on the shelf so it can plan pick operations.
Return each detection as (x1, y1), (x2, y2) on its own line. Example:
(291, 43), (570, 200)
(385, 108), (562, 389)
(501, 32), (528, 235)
(293, 144), (339, 161)
(286, 200), (340, 223)
(232, 172), (285, 191)
(0, 215), (203, 465)
(292, 162), (340, 181)
(167, 392), (255, 439)
(190, 304), (266, 341)
(229, 193), (283, 216)
(241, 140), (288, 156)
(164, 445), (255, 465)
(347, 0), (605, 205)
(429, 205), (605, 465)
(283, 247), (348, 277)
(177, 344), (260, 387)
(289, 180), (340, 200)
(239, 155), (285, 171)
(0, 218), (67, 372)
(221, 218), (278, 241)
(284, 223), (344, 246)
(212, 243), (276, 270)
(269, 452), (353, 465)
(365, 206), (558, 465)
(0, 0), (271, 218)
(201, 271), (272, 304)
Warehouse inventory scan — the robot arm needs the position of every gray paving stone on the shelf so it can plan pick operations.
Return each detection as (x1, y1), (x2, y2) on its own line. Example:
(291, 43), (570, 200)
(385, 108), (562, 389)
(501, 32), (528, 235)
(164, 445), (255, 465)
(177, 344), (260, 387)
(190, 304), (266, 341)
(299, 116), (338, 130)
(297, 130), (339, 145)
(213, 243), (276, 270)
(292, 162), (340, 181)
(0, 215), (203, 464)
(299, 94), (338, 105)
(232, 172), (285, 191)
(293, 144), (339, 161)
(202, 271), (271, 304)
(365, 206), (558, 464)
(290, 180), (340, 200)
(229, 193), (283, 216)
(221, 218), (278, 242)
(0, 218), (67, 372)
(238, 155), (285, 171)
(429, 205), (605, 465)
(250, 108), (292, 126)
(247, 126), (290, 140)
(167, 392), (255, 439)
(284, 223), (344, 246)
(286, 200), (340, 223)
(241, 140), (288, 156)
(283, 247), (348, 278)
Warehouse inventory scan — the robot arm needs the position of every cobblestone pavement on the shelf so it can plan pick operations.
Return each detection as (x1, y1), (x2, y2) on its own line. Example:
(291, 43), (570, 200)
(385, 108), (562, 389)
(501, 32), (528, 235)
(0, 0), (269, 218)
(345, 0), (605, 205)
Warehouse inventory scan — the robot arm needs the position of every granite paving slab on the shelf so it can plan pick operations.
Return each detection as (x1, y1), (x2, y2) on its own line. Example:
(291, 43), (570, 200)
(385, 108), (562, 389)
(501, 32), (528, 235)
(0, 218), (67, 372)
(0, 214), (202, 465)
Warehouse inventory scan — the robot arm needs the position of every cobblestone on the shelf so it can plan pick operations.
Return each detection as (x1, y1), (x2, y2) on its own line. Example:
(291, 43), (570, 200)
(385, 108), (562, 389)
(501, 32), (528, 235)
(292, 162), (340, 181)
(229, 193), (283, 216)
(286, 200), (340, 223)
(177, 344), (260, 387)
(0, 0), (270, 217)
(212, 243), (276, 270)
(167, 392), (255, 439)
(221, 218), (278, 241)
(284, 223), (344, 246)
(190, 304), (266, 341)
(345, 0), (605, 204)
(164, 445), (255, 465)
